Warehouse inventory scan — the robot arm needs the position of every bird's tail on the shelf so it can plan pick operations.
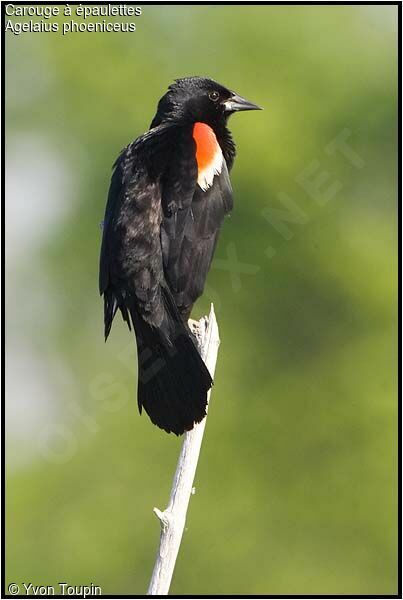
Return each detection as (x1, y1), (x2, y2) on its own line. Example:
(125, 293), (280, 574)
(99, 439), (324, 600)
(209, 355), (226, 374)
(129, 288), (213, 435)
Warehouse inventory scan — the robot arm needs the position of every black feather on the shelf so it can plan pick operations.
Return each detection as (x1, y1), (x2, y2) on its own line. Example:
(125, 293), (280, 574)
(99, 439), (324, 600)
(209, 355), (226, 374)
(99, 76), (246, 434)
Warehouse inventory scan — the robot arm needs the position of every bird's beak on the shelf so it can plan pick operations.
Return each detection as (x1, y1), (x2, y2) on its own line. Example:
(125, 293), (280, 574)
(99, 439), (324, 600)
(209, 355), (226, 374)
(223, 92), (263, 112)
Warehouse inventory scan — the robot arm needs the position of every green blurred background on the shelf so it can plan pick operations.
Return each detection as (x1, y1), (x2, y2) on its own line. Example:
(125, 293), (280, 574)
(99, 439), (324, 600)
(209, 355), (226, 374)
(5, 4), (398, 595)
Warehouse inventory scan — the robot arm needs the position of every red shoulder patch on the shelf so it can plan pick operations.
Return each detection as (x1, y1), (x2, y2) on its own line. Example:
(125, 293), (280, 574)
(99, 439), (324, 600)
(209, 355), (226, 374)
(192, 122), (223, 190)
(193, 122), (220, 171)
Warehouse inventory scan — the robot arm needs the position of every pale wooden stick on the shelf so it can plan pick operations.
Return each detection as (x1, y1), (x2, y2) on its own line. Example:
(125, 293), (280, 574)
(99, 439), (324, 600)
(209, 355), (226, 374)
(147, 304), (220, 596)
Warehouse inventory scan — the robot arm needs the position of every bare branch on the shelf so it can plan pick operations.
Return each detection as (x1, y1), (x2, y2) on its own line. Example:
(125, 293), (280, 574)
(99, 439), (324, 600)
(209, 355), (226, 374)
(147, 304), (220, 595)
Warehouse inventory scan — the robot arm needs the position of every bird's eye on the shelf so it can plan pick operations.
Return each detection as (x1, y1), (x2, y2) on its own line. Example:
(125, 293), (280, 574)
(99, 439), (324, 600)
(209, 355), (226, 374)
(209, 91), (220, 102)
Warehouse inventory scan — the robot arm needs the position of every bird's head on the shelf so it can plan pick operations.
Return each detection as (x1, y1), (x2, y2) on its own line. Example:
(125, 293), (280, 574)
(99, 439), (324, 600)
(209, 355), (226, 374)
(151, 76), (262, 128)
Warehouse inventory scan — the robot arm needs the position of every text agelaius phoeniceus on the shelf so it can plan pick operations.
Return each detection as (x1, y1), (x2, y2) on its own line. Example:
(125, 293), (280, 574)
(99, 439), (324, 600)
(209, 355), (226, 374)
(100, 77), (261, 434)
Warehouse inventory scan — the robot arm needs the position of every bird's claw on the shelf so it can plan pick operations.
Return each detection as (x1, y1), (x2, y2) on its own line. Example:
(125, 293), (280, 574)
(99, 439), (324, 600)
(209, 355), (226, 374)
(188, 318), (204, 348)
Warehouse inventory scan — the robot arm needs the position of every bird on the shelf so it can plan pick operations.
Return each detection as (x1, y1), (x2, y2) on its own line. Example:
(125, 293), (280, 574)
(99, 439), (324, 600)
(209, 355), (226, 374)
(99, 76), (261, 435)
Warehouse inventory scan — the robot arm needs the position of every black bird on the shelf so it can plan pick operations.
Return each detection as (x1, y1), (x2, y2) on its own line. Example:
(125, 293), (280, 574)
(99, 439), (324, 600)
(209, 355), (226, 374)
(99, 76), (261, 434)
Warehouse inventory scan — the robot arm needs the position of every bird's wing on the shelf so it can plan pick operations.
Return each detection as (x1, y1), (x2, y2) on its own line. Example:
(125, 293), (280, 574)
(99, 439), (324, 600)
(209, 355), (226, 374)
(161, 160), (233, 316)
(99, 124), (197, 336)
(99, 123), (183, 338)
(99, 144), (131, 298)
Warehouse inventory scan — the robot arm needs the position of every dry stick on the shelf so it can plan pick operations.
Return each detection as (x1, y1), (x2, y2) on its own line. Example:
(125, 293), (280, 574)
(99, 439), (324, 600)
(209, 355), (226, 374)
(147, 304), (220, 596)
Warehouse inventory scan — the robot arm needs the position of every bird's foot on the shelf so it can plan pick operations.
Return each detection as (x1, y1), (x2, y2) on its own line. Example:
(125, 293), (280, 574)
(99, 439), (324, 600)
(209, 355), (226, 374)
(188, 318), (200, 338)
(188, 317), (208, 351)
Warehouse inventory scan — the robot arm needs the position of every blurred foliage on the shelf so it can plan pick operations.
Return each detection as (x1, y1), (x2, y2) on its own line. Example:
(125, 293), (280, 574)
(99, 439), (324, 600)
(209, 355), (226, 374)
(6, 5), (398, 595)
